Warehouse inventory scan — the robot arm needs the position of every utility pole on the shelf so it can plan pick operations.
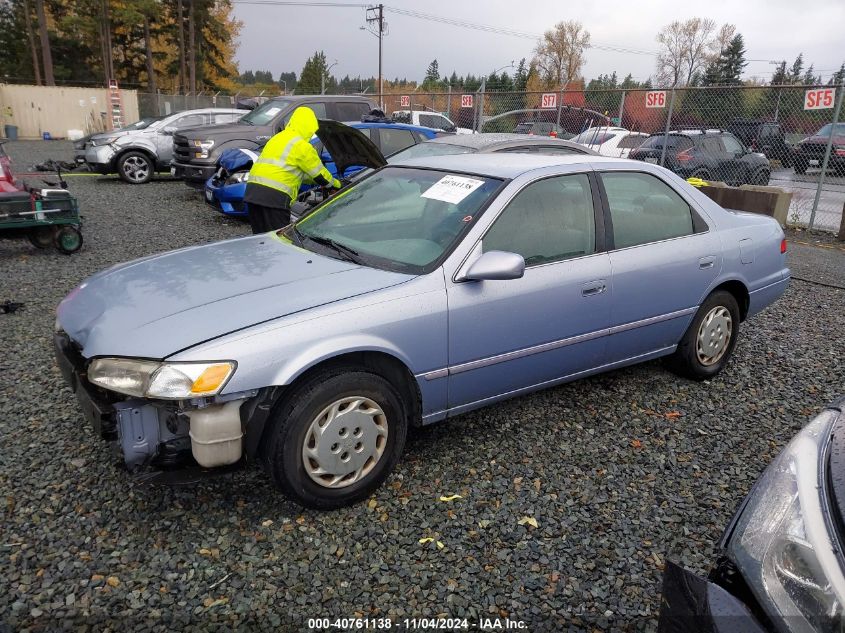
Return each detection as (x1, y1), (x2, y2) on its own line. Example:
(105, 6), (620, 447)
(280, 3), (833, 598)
(366, 4), (385, 109)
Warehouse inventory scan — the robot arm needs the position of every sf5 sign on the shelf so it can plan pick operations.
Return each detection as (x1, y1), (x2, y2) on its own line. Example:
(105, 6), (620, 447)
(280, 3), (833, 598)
(399, 95), (410, 108)
(645, 91), (667, 108)
(461, 94), (473, 108)
(804, 88), (835, 110)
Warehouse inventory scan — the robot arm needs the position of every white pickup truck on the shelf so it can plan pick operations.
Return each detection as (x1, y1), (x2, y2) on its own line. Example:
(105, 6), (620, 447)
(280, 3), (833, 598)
(391, 110), (474, 135)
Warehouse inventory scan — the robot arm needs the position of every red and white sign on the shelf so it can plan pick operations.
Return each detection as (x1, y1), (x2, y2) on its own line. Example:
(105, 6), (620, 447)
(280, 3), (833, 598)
(540, 93), (557, 109)
(461, 94), (473, 108)
(804, 88), (835, 110)
(399, 95), (410, 108)
(645, 90), (667, 108)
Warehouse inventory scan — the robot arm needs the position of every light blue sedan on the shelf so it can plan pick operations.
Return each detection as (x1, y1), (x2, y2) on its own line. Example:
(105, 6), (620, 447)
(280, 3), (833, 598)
(54, 153), (790, 509)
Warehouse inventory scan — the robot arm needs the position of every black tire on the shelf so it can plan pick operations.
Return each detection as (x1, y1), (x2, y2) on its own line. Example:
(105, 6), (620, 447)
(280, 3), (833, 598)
(665, 290), (740, 381)
(750, 168), (770, 186)
(53, 225), (83, 254)
(794, 159), (808, 175)
(262, 369), (409, 510)
(28, 226), (54, 249)
(117, 151), (153, 184)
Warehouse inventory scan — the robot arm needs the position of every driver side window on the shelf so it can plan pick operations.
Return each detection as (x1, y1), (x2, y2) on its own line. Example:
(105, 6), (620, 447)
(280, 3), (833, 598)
(483, 174), (596, 266)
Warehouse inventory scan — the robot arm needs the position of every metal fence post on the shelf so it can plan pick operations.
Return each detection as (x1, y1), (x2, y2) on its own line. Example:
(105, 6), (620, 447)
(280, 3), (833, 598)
(477, 77), (485, 132)
(617, 90), (626, 126)
(447, 84), (451, 118)
(556, 89), (563, 131)
(809, 83), (844, 230)
(659, 88), (677, 168)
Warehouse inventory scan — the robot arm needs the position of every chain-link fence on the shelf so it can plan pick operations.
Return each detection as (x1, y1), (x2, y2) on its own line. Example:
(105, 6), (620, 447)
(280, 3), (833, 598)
(136, 92), (273, 118)
(372, 84), (845, 233)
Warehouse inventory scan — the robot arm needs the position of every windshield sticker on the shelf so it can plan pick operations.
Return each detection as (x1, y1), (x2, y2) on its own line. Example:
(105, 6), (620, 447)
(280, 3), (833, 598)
(421, 175), (485, 205)
(263, 106), (281, 117)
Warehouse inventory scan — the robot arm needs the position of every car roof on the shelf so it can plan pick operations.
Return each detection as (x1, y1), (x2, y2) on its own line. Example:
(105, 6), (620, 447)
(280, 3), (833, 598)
(393, 152), (621, 179)
(342, 121), (440, 133)
(270, 95), (373, 102)
(427, 133), (596, 153)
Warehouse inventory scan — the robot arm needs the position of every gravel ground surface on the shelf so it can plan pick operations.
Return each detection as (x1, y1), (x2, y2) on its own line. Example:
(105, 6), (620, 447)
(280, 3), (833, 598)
(1, 141), (844, 632)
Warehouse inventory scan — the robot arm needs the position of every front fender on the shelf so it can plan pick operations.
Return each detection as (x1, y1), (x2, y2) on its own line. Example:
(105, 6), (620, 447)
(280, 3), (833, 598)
(114, 137), (157, 159)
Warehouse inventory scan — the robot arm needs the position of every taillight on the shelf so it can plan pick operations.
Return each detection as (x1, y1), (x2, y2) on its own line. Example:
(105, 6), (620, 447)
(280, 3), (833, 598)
(780, 238), (787, 254)
(549, 131), (557, 138)
(676, 149), (694, 162)
(835, 147), (845, 157)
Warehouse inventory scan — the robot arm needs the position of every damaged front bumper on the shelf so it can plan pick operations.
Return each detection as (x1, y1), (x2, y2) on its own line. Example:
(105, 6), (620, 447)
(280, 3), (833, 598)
(54, 332), (278, 481)
(84, 144), (117, 174)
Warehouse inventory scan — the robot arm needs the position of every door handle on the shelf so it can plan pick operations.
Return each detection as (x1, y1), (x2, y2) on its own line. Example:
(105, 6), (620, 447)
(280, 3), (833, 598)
(699, 256), (716, 269)
(581, 280), (606, 297)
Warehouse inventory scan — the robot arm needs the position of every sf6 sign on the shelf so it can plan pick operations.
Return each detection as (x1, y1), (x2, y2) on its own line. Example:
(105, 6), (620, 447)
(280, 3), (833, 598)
(461, 94), (473, 108)
(540, 93), (557, 108)
(399, 95), (410, 108)
(645, 90), (667, 108)
(804, 88), (835, 110)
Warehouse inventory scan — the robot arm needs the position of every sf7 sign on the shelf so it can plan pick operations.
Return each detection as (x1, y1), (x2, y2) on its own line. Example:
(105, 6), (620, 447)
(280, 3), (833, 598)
(805, 88), (835, 110)
(461, 94), (473, 108)
(540, 93), (557, 108)
(645, 90), (667, 108)
(399, 95), (410, 108)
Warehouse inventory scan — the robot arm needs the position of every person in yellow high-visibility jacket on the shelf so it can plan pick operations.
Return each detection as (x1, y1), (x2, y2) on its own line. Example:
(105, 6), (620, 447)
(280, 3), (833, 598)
(244, 106), (341, 233)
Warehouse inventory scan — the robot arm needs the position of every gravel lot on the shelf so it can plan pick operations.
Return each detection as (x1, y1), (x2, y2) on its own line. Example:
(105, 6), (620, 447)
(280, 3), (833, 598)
(1, 141), (844, 632)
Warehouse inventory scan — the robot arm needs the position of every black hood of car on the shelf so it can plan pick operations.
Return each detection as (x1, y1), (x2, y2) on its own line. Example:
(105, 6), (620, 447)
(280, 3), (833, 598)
(316, 119), (387, 175)
(176, 121), (271, 145)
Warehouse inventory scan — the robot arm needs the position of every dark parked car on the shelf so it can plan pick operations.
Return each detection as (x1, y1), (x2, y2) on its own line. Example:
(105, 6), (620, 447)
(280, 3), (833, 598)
(172, 95), (376, 187)
(793, 122), (845, 176)
(630, 130), (771, 186)
(659, 397), (845, 633)
(726, 119), (793, 166)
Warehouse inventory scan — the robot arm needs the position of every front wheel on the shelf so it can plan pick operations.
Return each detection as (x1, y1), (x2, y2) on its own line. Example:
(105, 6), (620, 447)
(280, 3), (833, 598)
(665, 290), (740, 381)
(53, 225), (83, 254)
(117, 151), (153, 184)
(262, 369), (408, 509)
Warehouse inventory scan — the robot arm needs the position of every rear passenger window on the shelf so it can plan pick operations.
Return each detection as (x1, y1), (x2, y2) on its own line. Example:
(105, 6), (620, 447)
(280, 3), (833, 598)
(336, 102), (370, 121)
(601, 172), (695, 249)
(302, 102), (328, 119)
(378, 129), (416, 156)
(618, 135), (646, 149)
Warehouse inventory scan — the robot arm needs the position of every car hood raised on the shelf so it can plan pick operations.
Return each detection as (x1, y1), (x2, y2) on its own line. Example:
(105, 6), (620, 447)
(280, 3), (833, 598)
(316, 120), (387, 176)
(57, 235), (412, 359)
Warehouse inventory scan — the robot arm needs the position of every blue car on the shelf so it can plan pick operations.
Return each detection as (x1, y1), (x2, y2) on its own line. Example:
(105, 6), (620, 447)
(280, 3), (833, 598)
(204, 120), (440, 216)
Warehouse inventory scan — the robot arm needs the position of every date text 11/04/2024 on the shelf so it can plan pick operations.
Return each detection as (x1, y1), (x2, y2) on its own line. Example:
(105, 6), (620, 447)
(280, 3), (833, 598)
(307, 617), (528, 630)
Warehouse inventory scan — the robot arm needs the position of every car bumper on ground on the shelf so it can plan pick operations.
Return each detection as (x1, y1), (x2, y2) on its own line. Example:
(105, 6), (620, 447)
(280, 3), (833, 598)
(172, 161), (216, 188)
(204, 177), (248, 217)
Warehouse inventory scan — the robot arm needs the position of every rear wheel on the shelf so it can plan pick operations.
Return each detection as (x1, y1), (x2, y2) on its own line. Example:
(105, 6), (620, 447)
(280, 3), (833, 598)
(53, 225), (83, 254)
(117, 151), (153, 184)
(28, 226), (54, 249)
(666, 290), (740, 381)
(262, 369), (408, 509)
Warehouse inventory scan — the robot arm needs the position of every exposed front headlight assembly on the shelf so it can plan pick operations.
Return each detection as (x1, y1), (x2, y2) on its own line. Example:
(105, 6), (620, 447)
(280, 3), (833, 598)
(225, 171), (249, 185)
(87, 358), (235, 399)
(727, 410), (845, 632)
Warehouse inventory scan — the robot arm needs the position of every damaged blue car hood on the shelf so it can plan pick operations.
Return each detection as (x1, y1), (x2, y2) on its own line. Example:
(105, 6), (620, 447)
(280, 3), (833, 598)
(57, 235), (412, 359)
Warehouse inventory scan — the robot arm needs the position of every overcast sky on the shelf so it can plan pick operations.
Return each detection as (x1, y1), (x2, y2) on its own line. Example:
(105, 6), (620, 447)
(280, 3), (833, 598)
(232, 0), (845, 85)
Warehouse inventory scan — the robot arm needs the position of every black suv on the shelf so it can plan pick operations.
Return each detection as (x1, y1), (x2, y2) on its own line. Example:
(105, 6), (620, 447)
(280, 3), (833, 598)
(629, 129), (771, 186)
(726, 119), (793, 166)
(172, 95), (376, 187)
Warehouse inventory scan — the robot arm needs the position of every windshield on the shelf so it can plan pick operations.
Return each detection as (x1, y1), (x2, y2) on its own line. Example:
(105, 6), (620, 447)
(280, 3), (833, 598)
(815, 123), (845, 137)
(572, 131), (614, 145)
(292, 166), (503, 274)
(386, 142), (474, 164)
(122, 116), (164, 131)
(638, 135), (694, 151)
(240, 100), (292, 126)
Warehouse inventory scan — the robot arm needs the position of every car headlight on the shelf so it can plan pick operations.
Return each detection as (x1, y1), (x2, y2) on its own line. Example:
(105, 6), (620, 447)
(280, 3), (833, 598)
(91, 135), (120, 147)
(190, 139), (215, 159)
(225, 171), (249, 185)
(87, 358), (235, 399)
(727, 410), (845, 631)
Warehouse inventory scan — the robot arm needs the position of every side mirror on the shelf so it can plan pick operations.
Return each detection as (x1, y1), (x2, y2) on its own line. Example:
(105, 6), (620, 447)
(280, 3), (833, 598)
(162, 126), (176, 135)
(464, 250), (525, 281)
(445, 124), (457, 133)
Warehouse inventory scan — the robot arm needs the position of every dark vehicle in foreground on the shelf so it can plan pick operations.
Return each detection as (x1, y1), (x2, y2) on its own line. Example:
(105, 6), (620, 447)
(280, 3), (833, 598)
(630, 130), (771, 186)
(793, 123), (845, 176)
(172, 95), (376, 187)
(55, 153), (788, 509)
(659, 398), (845, 633)
(726, 119), (793, 167)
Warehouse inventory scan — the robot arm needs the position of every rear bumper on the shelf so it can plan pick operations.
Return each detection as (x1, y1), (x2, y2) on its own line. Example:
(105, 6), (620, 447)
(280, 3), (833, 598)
(658, 561), (767, 633)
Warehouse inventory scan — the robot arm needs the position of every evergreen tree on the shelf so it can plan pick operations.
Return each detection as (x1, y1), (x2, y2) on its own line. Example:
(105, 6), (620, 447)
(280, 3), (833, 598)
(448, 70), (459, 87)
(278, 71), (297, 92)
(790, 54), (803, 83)
(423, 59), (439, 88)
(802, 65), (819, 85)
(829, 63), (845, 86)
(297, 50), (328, 94)
(514, 58), (528, 92)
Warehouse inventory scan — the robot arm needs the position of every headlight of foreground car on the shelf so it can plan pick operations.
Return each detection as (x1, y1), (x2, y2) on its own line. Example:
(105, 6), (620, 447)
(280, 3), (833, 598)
(91, 135), (120, 147)
(728, 410), (845, 631)
(225, 171), (249, 185)
(190, 139), (215, 158)
(87, 358), (235, 399)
